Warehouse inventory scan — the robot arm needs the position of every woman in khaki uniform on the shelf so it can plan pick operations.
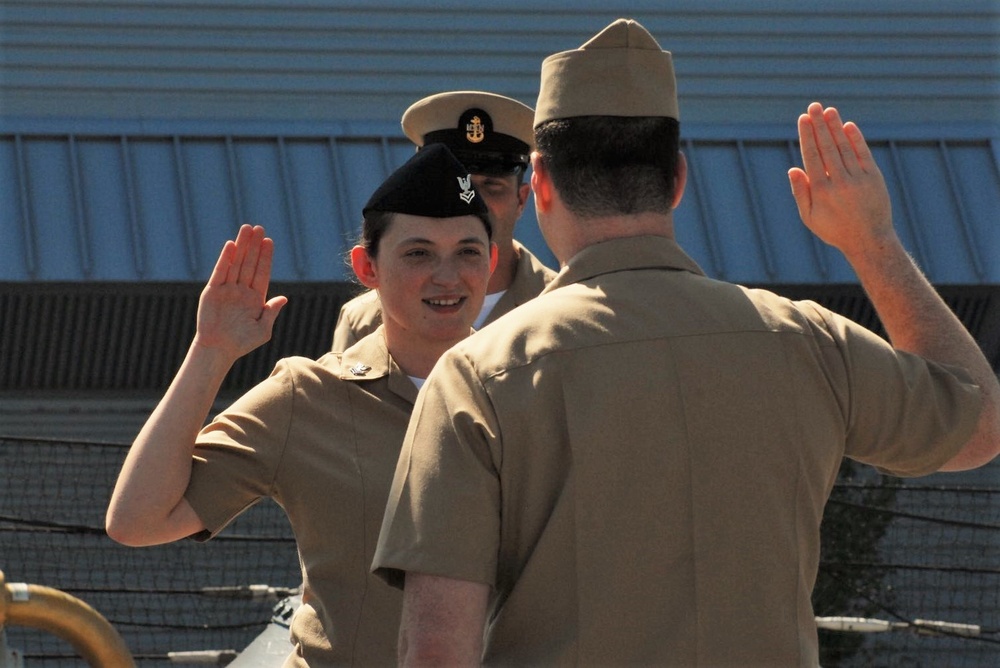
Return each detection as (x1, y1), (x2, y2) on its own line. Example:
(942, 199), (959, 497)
(106, 144), (497, 666)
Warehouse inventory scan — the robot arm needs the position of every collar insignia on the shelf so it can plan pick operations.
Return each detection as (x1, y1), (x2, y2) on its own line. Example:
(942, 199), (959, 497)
(349, 362), (372, 376)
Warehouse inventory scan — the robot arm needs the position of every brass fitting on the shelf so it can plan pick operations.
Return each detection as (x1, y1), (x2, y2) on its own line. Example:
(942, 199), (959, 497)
(1, 570), (135, 667)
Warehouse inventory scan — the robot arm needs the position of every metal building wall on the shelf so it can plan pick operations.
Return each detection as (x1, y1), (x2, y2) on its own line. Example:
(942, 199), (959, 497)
(2, 0), (997, 125)
(0, 0), (998, 385)
(1, 129), (997, 284)
(2, 0), (997, 279)
(0, 3), (998, 664)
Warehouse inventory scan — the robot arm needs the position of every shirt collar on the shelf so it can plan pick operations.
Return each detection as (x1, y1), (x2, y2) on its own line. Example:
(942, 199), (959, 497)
(337, 325), (418, 403)
(543, 235), (705, 294)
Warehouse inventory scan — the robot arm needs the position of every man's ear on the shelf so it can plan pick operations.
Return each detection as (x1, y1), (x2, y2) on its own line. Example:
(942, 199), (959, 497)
(489, 241), (499, 275)
(516, 182), (531, 216)
(530, 153), (552, 213)
(350, 245), (379, 289)
(672, 151), (688, 210)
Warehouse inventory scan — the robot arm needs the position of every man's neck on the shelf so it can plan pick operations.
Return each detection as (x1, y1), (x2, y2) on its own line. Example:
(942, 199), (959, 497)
(556, 213), (675, 266)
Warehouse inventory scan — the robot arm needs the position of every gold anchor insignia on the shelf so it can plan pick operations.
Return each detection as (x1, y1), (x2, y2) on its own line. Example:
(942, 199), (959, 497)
(465, 115), (485, 144)
(349, 362), (372, 376)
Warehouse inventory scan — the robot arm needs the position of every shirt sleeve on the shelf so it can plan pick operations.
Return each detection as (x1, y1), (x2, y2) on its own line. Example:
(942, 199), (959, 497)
(815, 304), (983, 477)
(372, 348), (501, 589)
(184, 361), (295, 538)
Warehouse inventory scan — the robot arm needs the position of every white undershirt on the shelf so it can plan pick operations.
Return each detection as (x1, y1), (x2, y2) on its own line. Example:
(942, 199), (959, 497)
(408, 376), (425, 390)
(474, 291), (506, 329)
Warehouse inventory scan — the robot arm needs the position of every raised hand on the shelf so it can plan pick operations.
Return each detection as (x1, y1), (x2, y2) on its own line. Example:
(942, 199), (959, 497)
(788, 103), (894, 260)
(193, 224), (288, 361)
(107, 225), (288, 547)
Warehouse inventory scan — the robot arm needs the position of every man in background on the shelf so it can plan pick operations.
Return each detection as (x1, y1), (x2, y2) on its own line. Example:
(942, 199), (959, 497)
(331, 91), (555, 350)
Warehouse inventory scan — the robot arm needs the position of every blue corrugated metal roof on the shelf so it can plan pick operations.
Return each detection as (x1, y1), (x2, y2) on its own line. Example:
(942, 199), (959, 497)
(1, 2), (996, 285)
(1, 120), (997, 285)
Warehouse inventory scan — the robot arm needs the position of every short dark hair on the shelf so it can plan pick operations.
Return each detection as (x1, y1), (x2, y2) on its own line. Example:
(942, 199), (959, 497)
(534, 116), (680, 219)
(358, 209), (493, 259)
(359, 209), (396, 258)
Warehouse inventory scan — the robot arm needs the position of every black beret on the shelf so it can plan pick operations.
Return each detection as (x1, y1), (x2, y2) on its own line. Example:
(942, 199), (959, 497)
(363, 144), (488, 219)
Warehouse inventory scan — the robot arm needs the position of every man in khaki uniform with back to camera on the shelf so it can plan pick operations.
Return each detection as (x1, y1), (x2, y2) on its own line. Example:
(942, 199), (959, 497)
(331, 91), (556, 351)
(372, 18), (1000, 666)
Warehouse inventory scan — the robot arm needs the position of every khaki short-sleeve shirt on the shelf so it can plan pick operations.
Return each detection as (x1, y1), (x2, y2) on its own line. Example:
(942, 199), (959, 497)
(373, 236), (982, 666)
(331, 240), (555, 351)
(185, 328), (416, 667)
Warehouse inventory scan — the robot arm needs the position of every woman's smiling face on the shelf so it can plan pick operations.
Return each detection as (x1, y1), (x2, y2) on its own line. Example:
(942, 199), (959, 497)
(353, 212), (496, 353)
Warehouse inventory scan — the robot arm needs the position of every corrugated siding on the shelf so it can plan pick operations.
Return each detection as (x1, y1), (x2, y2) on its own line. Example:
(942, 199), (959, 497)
(0, 127), (997, 285)
(676, 133), (1000, 285)
(0, 128), (417, 282)
(1, 0), (997, 125)
(1, 1), (997, 286)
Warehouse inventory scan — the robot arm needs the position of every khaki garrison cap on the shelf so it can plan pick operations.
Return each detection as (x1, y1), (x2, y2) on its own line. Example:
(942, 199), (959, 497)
(402, 91), (534, 175)
(534, 18), (679, 127)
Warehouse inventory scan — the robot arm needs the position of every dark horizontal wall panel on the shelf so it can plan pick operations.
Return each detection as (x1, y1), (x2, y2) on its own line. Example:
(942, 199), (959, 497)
(1, 1), (997, 125)
(0, 282), (997, 395)
(0, 282), (361, 392)
(768, 284), (1000, 375)
(1, 130), (996, 285)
